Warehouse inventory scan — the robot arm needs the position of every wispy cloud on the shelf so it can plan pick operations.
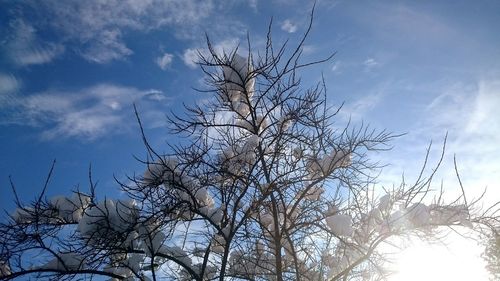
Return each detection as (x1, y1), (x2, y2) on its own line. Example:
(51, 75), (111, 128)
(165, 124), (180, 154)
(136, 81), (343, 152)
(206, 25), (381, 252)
(248, 0), (258, 11)
(426, 80), (500, 193)
(182, 49), (201, 69)
(182, 38), (240, 68)
(281, 19), (298, 33)
(0, 74), (21, 122)
(358, 3), (457, 45)
(0, 73), (21, 95)
(0, 84), (170, 141)
(331, 61), (342, 74)
(12, 0), (216, 64)
(3, 19), (64, 66)
(155, 53), (174, 70)
(384, 5), (456, 40)
(2, 1), (256, 65)
(376, 79), (500, 204)
(301, 44), (317, 55)
(363, 58), (379, 72)
(339, 84), (387, 122)
(464, 80), (500, 135)
(79, 29), (133, 64)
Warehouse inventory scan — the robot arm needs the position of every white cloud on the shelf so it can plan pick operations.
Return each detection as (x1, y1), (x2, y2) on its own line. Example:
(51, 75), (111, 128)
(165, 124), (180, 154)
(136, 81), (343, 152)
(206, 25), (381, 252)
(0, 73), (20, 95)
(281, 19), (298, 33)
(378, 4), (456, 42)
(1, 84), (169, 141)
(464, 80), (500, 135)
(1, 0), (214, 66)
(376, 79), (500, 205)
(4, 1), (253, 65)
(182, 49), (201, 69)
(302, 44), (316, 55)
(0, 74), (21, 122)
(4, 19), (64, 66)
(14, 0), (215, 63)
(331, 61), (342, 74)
(350, 3), (457, 48)
(145, 89), (168, 101)
(248, 0), (258, 11)
(421, 81), (498, 138)
(430, 80), (500, 196)
(182, 38), (240, 69)
(79, 29), (133, 64)
(363, 58), (378, 67)
(155, 53), (174, 70)
(363, 58), (379, 72)
(339, 84), (387, 122)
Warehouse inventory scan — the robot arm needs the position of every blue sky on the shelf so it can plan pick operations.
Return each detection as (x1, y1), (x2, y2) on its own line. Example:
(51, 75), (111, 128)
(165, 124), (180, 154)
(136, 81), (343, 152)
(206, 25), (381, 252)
(1, 0), (499, 212)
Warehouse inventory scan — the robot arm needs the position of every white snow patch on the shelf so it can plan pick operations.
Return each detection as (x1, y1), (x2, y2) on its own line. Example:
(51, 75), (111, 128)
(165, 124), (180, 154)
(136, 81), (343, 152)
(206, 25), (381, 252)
(326, 214), (354, 237)
(41, 253), (85, 270)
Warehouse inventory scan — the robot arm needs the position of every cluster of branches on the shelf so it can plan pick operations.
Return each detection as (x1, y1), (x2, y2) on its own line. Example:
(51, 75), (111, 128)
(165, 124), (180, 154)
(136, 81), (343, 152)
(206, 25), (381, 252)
(1, 12), (500, 281)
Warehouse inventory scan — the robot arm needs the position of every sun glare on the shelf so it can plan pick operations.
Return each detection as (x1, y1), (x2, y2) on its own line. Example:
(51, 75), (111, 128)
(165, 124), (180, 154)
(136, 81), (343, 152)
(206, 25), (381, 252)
(389, 234), (489, 281)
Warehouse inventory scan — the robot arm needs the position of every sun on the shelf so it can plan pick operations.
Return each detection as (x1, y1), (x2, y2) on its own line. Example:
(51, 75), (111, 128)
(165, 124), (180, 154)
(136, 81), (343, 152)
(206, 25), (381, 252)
(389, 234), (489, 281)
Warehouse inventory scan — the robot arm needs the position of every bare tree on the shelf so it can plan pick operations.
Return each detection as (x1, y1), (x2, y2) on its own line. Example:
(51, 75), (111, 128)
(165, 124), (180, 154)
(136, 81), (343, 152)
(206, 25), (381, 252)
(1, 10), (499, 281)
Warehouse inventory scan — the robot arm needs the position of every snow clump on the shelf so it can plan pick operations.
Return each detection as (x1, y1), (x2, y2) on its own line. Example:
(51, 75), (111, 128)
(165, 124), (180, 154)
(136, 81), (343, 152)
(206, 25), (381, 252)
(41, 253), (85, 271)
(221, 53), (255, 110)
(326, 213), (354, 237)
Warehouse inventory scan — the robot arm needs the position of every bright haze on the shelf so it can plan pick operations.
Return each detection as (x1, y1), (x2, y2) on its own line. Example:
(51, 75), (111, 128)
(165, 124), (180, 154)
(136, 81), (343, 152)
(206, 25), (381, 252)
(0, 1), (499, 279)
